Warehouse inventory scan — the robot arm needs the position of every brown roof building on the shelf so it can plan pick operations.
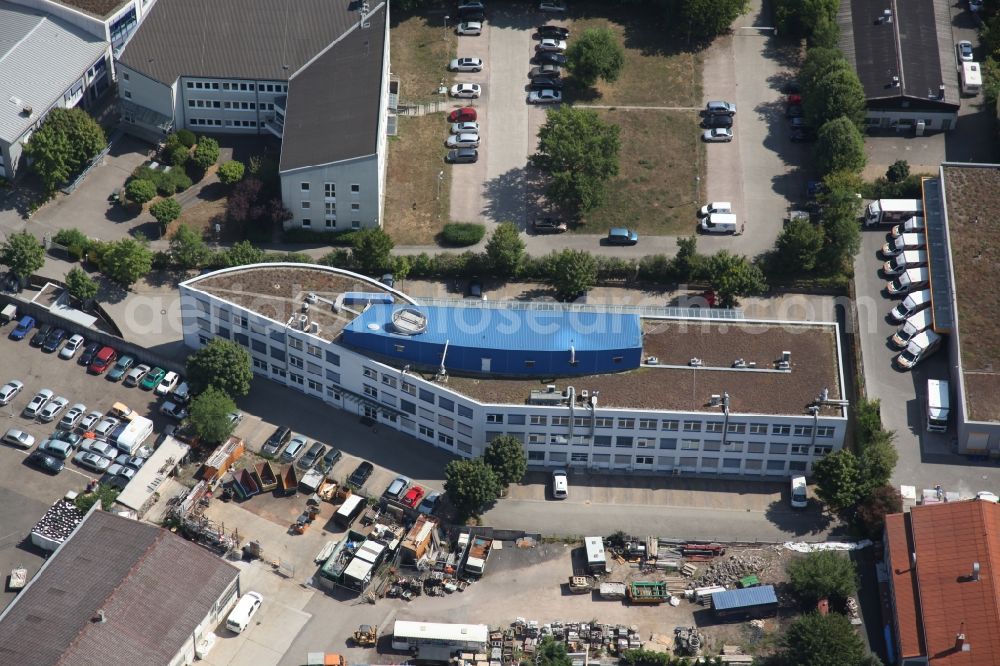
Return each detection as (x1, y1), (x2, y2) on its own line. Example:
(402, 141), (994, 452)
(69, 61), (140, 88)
(885, 500), (1000, 665)
(0, 509), (241, 666)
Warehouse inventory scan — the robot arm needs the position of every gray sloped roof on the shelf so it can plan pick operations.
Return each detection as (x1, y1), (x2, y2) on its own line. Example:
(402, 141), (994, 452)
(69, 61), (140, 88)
(117, 0), (360, 84)
(0, 510), (239, 666)
(0, 1), (109, 144)
(279, 2), (387, 172)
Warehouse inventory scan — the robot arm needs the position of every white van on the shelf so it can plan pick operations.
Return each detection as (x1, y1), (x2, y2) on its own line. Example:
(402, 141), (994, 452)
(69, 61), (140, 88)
(882, 233), (926, 257)
(882, 250), (927, 276)
(889, 289), (932, 322)
(890, 216), (924, 238)
(886, 267), (930, 296)
(891, 308), (933, 348)
(790, 476), (808, 509)
(700, 212), (737, 234)
(552, 469), (568, 499)
(698, 201), (731, 217)
(225, 591), (263, 634)
(896, 330), (943, 370)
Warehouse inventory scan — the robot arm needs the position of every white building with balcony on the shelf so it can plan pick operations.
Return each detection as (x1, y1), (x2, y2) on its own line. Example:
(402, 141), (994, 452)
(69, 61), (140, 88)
(179, 265), (850, 480)
(116, 0), (389, 229)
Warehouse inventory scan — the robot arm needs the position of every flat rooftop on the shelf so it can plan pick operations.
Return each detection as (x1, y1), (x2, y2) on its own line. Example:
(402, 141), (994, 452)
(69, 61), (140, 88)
(942, 165), (1000, 422)
(184, 265), (403, 342)
(442, 319), (843, 416)
(49, 0), (126, 18)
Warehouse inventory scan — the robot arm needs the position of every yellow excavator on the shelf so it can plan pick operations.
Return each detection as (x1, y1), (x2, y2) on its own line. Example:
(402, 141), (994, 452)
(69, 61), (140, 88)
(353, 624), (377, 647)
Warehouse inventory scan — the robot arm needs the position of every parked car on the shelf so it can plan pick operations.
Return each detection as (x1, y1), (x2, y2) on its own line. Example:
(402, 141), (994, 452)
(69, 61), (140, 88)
(606, 228), (639, 246)
(533, 52), (567, 65)
(124, 364), (150, 387)
(116, 454), (146, 470)
(529, 64), (562, 79)
(417, 491), (442, 515)
(81, 439), (117, 459)
(446, 133), (480, 148)
(446, 148), (479, 164)
(466, 278), (484, 299)
(348, 461), (374, 488)
(701, 114), (733, 129)
(456, 21), (483, 36)
(447, 107), (477, 123)
(140, 367), (166, 390)
(449, 57), (483, 72)
(2, 428), (34, 449)
(532, 217), (567, 233)
(528, 89), (562, 104)
(172, 382), (192, 404)
(704, 100), (736, 116)
(262, 426), (292, 456)
(41, 328), (67, 353)
(227, 411), (244, 428)
(105, 463), (137, 481)
(384, 475), (411, 499)
(785, 103), (803, 118)
(536, 38), (567, 52)
(88, 346), (117, 374)
(0, 379), (24, 405)
(30, 324), (53, 348)
(539, 1), (567, 12)
(74, 450), (111, 473)
(699, 201), (732, 217)
(59, 334), (86, 360)
(39, 438), (75, 460)
(107, 355), (135, 382)
(957, 40), (974, 62)
(23, 389), (54, 419)
(59, 403), (87, 430)
(552, 469), (568, 499)
(38, 396), (69, 423)
(402, 485), (425, 508)
(280, 435), (309, 462)
(537, 25), (569, 39)
(27, 450), (64, 474)
(457, 0), (484, 9)
(52, 429), (82, 447)
(702, 128), (734, 143)
(92, 417), (121, 441)
(78, 341), (101, 365)
(9, 315), (34, 341)
(458, 8), (485, 21)
(155, 371), (180, 396)
(297, 441), (327, 470)
(322, 447), (343, 470)
(450, 121), (480, 135)
(79, 410), (103, 431)
(529, 77), (563, 90)
(450, 83), (482, 98)
(160, 401), (188, 420)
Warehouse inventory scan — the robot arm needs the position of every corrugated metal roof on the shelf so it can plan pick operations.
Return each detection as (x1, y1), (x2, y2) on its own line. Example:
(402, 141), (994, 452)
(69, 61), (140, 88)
(0, 1), (109, 144)
(886, 512), (924, 658)
(343, 304), (643, 354)
(922, 177), (954, 333)
(711, 585), (778, 611)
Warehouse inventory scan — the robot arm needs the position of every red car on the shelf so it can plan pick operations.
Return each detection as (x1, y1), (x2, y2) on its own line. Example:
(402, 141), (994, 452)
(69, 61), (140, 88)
(402, 485), (425, 508)
(448, 107), (477, 123)
(88, 346), (117, 374)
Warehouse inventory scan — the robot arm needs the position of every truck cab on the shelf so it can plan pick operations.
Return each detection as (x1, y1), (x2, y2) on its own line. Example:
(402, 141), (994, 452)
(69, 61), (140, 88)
(926, 379), (950, 432)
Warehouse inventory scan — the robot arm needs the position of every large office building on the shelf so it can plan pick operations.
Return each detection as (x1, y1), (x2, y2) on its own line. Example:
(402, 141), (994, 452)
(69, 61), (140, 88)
(117, 0), (390, 230)
(838, 0), (960, 132)
(180, 264), (849, 479)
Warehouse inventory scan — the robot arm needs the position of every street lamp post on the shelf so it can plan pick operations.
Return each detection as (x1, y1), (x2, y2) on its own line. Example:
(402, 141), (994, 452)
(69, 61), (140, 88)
(437, 170), (444, 200)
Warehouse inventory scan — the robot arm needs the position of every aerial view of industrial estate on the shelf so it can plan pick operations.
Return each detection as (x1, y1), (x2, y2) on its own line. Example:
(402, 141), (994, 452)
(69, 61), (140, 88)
(2, 0), (1000, 664)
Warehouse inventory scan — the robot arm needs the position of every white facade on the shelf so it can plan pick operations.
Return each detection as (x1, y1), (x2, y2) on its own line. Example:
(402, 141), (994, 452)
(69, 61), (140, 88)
(864, 107), (957, 133)
(179, 266), (848, 480)
(280, 156), (381, 232)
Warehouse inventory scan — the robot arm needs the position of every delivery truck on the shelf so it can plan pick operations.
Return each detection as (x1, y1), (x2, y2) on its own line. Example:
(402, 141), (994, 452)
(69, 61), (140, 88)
(926, 379), (950, 432)
(895, 331), (942, 370)
(865, 199), (923, 226)
(961, 61), (982, 96)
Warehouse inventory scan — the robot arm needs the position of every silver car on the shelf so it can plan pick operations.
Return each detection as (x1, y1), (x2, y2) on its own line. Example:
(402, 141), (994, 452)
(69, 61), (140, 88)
(446, 133), (481, 148)
(0, 379), (23, 406)
(449, 57), (483, 72)
(59, 403), (87, 429)
(82, 439), (117, 458)
(74, 451), (111, 473)
(2, 428), (34, 449)
(79, 410), (103, 431)
(93, 417), (120, 441)
(450, 121), (480, 134)
(536, 38), (567, 52)
(23, 389), (53, 418)
(702, 128), (734, 143)
(450, 83), (482, 98)
(59, 334), (86, 360)
(456, 21), (482, 36)
(38, 396), (69, 423)
(528, 89), (562, 104)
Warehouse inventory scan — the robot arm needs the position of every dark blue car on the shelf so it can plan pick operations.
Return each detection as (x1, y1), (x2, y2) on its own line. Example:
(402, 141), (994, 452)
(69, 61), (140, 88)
(9, 315), (34, 341)
(41, 328), (67, 353)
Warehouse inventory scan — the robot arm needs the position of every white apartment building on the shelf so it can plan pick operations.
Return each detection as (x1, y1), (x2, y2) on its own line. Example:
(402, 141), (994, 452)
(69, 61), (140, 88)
(180, 265), (849, 480)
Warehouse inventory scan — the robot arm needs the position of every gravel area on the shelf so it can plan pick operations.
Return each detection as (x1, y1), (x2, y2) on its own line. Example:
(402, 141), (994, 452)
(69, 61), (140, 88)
(57, 0), (126, 17)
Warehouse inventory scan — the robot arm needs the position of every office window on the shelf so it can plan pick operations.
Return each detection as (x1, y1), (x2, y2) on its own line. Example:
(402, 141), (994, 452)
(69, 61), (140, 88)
(325, 202), (336, 216)
(814, 445), (833, 456)
(702, 457), (719, 469)
(253, 357), (267, 371)
(288, 337), (303, 351)
(772, 424), (791, 436)
(722, 440), (743, 452)
(816, 426), (835, 438)
(528, 451), (545, 462)
(662, 419), (679, 431)
(680, 439), (700, 450)
(618, 418), (635, 429)
(639, 419), (657, 430)
(401, 381), (416, 396)
(659, 438), (677, 449)
(748, 442), (766, 454)
(401, 400), (416, 415)
(325, 183), (335, 197)
(269, 347), (285, 361)
(308, 379), (322, 392)
(306, 344), (321, 358)
(419, 388), (434, 404)
(419, 425), (434, 438)
(289, 373), (303, 386)
(658, 456), (675, 467)
(351, 203), (360, 211)
(300, 201), (310, 209)
(615, 436), (633, 448)
(723, 458), (742, 469)
(438, 433), (454, 446)
(486, 413), (503, 424)
(745, 459), (763, 470)
(362, 366), (376, 379)
(457, 405), (473, 419)
(551, 416), (569, 426)
(705, 422), (723, 433)
(637, 437), (655, 448)
(703, 440), (721, 452)
(749, 423), (768, 434)
(636, 456), (653, 465)
(352, 221), (360, 229)
(307, 362), (321, 376)
(791, 444), (810, 455)
(251, 339), (266, 354)
(728, 422), (746, 434)
(363, 385), (377, 398)
(529, 415), (547, 426)
(325, 369), (341, 384)
(508, 414), (525, 425)
(593, 435), (612, 447)
(289, 356), (303, 369)
(769, 442), (788, 454)
(793, 425), (813, 437)
(683, 421), (702, 432)
(594, 417), (613, 428)
(326, 351), (340, 365)
(382, 375), (398, 388)
(351, 184), (360, 193)
(528, 433), (546, 444)
(571, 453), (589, 463)
(767, 460), (786, 471)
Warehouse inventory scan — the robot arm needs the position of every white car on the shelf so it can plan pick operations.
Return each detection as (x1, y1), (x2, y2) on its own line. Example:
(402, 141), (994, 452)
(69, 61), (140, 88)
(23, 389), (53, 419)
(227, 411), (244, 427)
(539, 1), (567, 12)
(450, 83), (482, 99)
(456, 21), (482, 36)
(93, 417), (120, 441)
(59, 403), (87, 429)
(2, 428), (34, 449)
(449, 57), (483, 72)
(160, 401), (188, 420)
(82, 439), (118, 458)
(106, 463), (137, 480)
(124, 364), (150, 387)
(446, 133), (481, 148)
(59, 334), (85, 360)
(536, 38), (567, 52)
(702, 128), (734, 143)
(74, 451), (111, 473)
(0, 380), (24, 406)
(38, 396), (69, 423)
(552, 469), (568, 499)
(450, 121), (480, 134)
(528, 89), (562, 104)
(155, 371), (180, 396)
(699, 201), (732, 217)
(957, 40), (974, 63)
(79, 410), (103, 431)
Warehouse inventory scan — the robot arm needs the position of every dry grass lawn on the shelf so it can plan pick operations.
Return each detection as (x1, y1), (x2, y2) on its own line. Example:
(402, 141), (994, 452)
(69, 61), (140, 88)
(572, 109), (703, 235)
(168, 198), (228, 240)
(390, 10), (457, 103)
(383, 116), (451, 245)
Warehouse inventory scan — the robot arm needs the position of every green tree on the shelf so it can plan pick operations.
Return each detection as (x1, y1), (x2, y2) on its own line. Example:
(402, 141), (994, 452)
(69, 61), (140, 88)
(485, 222), (525, 278)
(675, 0), (749, 41)
(859, 432), (898, 493)
(186, 338), (253, 398)
(787, 551), (857, 603)
(815, 116), (866, 175)
(169, 224), (211, 269)
(191, 136), (220, 170)
(803, 62), (866, 129)
(188, 386), (238, 443)
(813, 449), (862, 512)
(150, 197), (182, 231)
(673, 236), (707, 282)
(856, 484), (903, 538)
(886, 160), (910, 183)
(444, 458), (501, 520)
(0, 231), (44, 279)
(167, 143), (190, 167)
(855, 398), (883, 447)
(125, 178), (157, 205)
(775, 218), (824, 273)
(773, 0), (839, 42)
(351, 227), (394, 275)
(565, 27), (625, 86)
(222, 240), (266, 267)
(821, 211), (862, 269)
(483, 435), (528, 488)
(782, 612), (867, 666)
(101, 237), (153, 288)
(74, 483), (120, 512)
(707, 251), (767, 307)
(800, 48), (846, 96)
(619, 650), (672, 666)
(536, 637), (573, 666)
(64, 266), (98, 302)
(549, 249), (597, 300)
(217, 160), (246, 185)
(24, 107), (106, 192)
(531, 106), (621, 214)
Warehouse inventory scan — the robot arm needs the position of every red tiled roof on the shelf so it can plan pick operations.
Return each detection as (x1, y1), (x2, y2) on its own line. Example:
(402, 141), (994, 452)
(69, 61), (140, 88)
(889, 501), (1000, 665)
(887, 512), (924, 658)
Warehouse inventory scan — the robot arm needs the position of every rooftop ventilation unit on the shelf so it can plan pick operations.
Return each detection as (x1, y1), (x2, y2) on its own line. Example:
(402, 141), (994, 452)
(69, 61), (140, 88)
(882, 8), (892, 23)
(777, 351), (791, 370)
(709, 394), (721, 406)
(306, 292), (318, 304)
(298, 314), (309, 329)
(546, 384), (557, 393)
(310, 321), (320, 334)
(689, 358), (703, 367)
(972, 561), (981, 582)
(891, 75), (900, 87)
(301, 302), (309, 313)
(22, 105), (32, 116)
(732, 358), (746, 368)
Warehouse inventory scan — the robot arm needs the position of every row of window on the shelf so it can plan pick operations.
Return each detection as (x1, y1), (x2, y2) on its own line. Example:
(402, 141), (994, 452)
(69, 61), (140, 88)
(301, 182), (360, 196)
(301, 201), (360, 211)
(188, 100), (277, 111)
(186, 81), (288, 93)
(485, 413), (835, 438)
(526, 451), (813, 472)
(301, 219), (361, 230)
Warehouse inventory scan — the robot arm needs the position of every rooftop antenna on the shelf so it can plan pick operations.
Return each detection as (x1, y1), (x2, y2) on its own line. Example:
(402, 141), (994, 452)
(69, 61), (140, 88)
(972, 561), (981, 582)
(437, 339), (449, 381)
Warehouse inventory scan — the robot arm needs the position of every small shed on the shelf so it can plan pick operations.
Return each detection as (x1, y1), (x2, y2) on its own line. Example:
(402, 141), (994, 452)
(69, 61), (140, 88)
(584, 536), (608, 574)
(711, 585), (778, 621)
(401, 515), (437, 562)
(201, 436), (245, 484)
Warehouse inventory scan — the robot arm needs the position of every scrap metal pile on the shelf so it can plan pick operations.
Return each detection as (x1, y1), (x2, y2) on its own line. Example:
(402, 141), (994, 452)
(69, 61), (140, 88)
(689, 551), (779, 588)
(510, 618), (643, 658)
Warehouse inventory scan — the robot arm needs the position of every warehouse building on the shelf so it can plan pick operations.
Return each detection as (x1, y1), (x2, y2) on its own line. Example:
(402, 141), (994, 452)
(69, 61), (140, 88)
(179, 264), (849, 480)
(391, 620), (490, 661)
